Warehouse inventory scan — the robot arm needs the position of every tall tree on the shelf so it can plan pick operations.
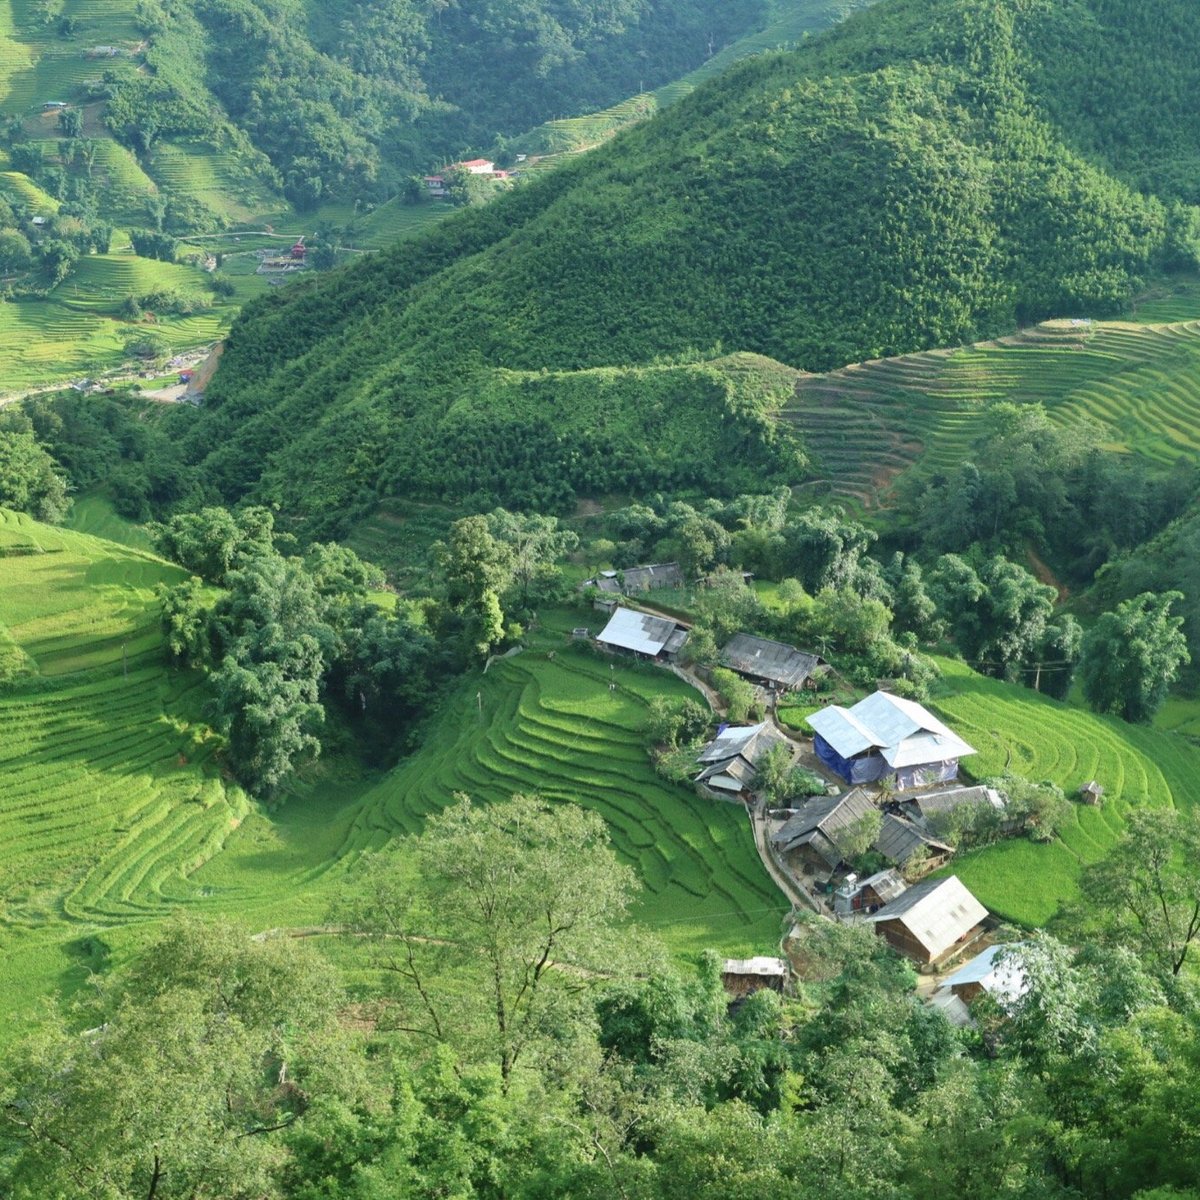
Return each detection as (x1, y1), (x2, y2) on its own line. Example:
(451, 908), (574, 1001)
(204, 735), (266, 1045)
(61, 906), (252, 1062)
(1081, 808), (1200, 978)
(336, 793), (640, 1088)
(1080, 592), (1190, 723)
(0, 918), (356, 1200)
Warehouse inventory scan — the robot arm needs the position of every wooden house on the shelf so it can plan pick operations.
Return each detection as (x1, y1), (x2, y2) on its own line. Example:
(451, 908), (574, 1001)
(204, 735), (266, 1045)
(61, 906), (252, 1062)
(833, 867), (907, 916)
(770, 788), (878, 874)
(695, 722), (790, 800)
(582, 562), (684, 595)
(720, 956), (789, 998)
(719, 633), (825, 693)
(900, 785), (1006, 829)
(941, 943), (1029, 1006)
(873, 813), (953, 872)
(595, 606), (688, 661)
(808, 690), (976, 790)
(865, 875), (987, 965)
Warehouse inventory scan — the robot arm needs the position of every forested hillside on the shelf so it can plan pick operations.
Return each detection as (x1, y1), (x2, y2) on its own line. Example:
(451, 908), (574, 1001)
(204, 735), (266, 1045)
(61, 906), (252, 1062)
(180, 0), (1200, 532)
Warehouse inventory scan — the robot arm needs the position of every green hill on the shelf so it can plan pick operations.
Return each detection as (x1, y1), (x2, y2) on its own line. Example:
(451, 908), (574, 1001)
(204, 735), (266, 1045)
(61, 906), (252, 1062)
(180, 0), (1200, 532)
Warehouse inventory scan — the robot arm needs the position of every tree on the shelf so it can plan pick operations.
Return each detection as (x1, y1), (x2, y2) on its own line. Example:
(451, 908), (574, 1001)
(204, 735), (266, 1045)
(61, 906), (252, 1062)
(1080, 592), (1190, 723)
(0, 917), (355, 1200)
(0, 430), (70, 522)
(57, 107), (82, 138)
(1081, 808), (1200, 978)
(710, 666), (757, 723)
(0, 229), (33, 273)
(780, 507), (876, 594)
(151, 505), (275, 584)
(336, 794), (641, 1087)
(157, 576), (213, 667)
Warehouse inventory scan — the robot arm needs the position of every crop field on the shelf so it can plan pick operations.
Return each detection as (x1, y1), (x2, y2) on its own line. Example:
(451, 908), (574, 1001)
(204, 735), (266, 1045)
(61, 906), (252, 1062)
(0, 516), (785, 1037)
(784, 308), (1200, 505)
(925, 657), (1200, 926)
(347, 199), (452, 250)
(340, 627), (787, 955)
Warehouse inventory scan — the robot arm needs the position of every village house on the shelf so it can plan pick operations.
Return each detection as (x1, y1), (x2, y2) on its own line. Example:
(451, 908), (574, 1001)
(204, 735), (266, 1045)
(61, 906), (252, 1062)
(695, 721), (790, 801)
(581, 562), (684, 595)
(873, 813), (954, 871)
(595, 605), (688, 661)
(424, 157), (505, 197)
(719, 633), (825, 693)
(940, 943), (1029, 1007)
(770, 788), (878, 875)
(720, 956), (789, 998)
(900, 784), (1007, 830)
(833, 867), (907, 916)
(807, 690), (976, 790)
(865, 874), (988, 966)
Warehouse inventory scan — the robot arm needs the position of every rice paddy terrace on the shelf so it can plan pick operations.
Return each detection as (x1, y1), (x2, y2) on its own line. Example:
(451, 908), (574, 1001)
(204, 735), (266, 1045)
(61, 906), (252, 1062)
(926, 657), (1200, 928)
(785, 288), (1200, 506)
(0, 512), (785, 1038)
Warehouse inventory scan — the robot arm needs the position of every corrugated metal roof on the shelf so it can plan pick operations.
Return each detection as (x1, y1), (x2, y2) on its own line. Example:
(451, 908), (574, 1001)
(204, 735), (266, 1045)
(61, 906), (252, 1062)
(942, 943), (1029, 1002)
(586, 562), (684, 594)
(596, 607), (683, 655)
(697, 722), (781, 764)
(720, 633), (823, 689)
(905, 786), (1005, 820)
(866, 875), (987, 958)
(873, 814), (953, 866)
(858, 867), (908, 904)
(808, 691), (976, 768)
(770, 788), (877, 862)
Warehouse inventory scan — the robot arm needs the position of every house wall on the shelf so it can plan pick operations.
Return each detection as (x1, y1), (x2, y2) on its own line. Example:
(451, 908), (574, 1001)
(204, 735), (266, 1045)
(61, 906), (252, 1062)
(894, 759), (959, 791)
(874, 920), (934, 964)
(813, 734), (890, 784)
(950, 980), (985, 1004)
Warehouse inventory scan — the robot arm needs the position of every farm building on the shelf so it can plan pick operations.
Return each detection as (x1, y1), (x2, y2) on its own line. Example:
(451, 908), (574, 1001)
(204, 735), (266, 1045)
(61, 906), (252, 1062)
(833, 867), (907, 915)
(719, 633), (825, 692)
(873, 813), (953, 871)
(770, 788), (877, 874)
(865, 875), (988, 966)
(721, 956), (789, 998)
(696, 721), (790, 799)
(582, 562), (684, 595)
(940, 943), (1029, 1007)
(900, 785), (1006, 829)
(424, 158), (501, 197)
(595, 606), (689, 661)
(807, 690), (976, 789)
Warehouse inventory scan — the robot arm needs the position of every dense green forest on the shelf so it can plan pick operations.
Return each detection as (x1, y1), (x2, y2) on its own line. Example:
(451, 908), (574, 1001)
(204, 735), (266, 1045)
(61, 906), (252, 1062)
(171, 0), (1200, 532)
(125, 0), (771, 208)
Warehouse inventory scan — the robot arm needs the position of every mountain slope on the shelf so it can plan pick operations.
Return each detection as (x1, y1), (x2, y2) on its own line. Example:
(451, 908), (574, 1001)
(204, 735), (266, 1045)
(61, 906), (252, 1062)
(182, 0), (1200, 530)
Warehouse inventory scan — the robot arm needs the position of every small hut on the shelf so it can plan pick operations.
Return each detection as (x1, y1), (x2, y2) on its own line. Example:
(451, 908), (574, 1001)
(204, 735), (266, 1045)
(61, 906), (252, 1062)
(1079, 780), (1104, 806)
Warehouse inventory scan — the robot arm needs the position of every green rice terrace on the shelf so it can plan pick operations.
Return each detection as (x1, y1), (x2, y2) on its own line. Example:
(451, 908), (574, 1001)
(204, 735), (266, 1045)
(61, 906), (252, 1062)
(0, 511), (784, 1041)
(786, 290), (1200, 507)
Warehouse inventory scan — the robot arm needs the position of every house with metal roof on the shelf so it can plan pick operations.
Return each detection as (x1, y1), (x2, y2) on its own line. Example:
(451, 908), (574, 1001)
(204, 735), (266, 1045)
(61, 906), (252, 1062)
(833, 867), (908, 916)
(719, 633), (825, 692)
(582, 562), (684, 595)
(940, 943), (1029, 1007)
(721, 956), (789, 997)
(865, 874), (988, 965)
(807, 690), (976, 790)
(595, 606), (689, 660)
(874, 813), (954, 870)
(900, 785), (1006, 829)
(696, 722), (790, 799)
(770, 787), (878, 873)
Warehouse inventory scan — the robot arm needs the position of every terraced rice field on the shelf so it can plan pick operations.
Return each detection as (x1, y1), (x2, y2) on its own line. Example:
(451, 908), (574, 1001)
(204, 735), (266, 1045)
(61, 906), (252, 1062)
(344, 636), (786, 954)
(347, 199), (453, 251)
(926, 657), (1200, 927)
(144, 141), (282, 226)
(0, 513), (785, 1037)
(783, 311), (1200, 505)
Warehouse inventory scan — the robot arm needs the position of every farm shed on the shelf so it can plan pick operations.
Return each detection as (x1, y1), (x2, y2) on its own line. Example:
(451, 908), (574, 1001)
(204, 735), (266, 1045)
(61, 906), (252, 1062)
(901, 785), (1006, 829)
(834, 867), (907, 915)
(721, 956), (789, 998)
(719, 633), (825, 692)
(596, 606), (689, 661)
(770, 787), (877, 874)
(807, 691), (976, 789)
(582, 562), (684, 595)
(866, 875), (987, 965)
(696, 721), (790, 799)
(940, 943), (1029, 1007)
(873, 813), (953, 871)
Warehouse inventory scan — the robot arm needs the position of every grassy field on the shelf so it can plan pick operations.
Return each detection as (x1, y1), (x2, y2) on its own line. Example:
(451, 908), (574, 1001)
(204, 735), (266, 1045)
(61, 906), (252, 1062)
(784, 305), (1200, 506)
(0, 514), (785, 1038)
(925, 657), (1200, 926)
